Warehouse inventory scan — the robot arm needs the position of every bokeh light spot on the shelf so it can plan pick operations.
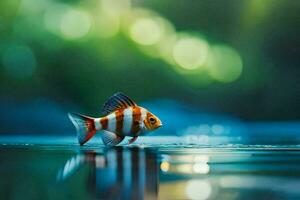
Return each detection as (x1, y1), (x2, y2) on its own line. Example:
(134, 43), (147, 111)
(60, 9), (92, 40)
(208, 45), (243, 83)
(186, 180), (212, 200)
(193, 163), (210, 174)
(129, 18), (162, 45)
(127, 12), (175, 58)
(160, 161), (170, 172)
(172, 36), (209, 70)
(2, 45), (37, 79)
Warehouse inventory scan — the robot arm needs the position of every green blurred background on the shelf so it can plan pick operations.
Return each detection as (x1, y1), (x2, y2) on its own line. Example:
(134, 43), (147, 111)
(0, 0), (300, 124)
(2, 2), (300, 199)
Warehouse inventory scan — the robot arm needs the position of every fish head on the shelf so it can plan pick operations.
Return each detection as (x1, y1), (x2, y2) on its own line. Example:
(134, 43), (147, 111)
(143, 110), (162, 131)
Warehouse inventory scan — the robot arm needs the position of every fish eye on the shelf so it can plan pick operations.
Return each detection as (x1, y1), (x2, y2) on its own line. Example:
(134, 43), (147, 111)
(149, 117), (156, 124)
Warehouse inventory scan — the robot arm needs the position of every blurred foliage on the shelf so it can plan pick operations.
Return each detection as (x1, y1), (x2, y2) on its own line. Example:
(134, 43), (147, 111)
(0, 0), (300, 120)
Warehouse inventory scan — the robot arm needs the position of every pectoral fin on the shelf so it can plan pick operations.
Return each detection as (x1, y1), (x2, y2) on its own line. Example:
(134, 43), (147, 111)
(101, 130), (125, 146)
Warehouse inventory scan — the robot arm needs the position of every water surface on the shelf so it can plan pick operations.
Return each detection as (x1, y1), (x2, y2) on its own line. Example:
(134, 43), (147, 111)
(1, 136), (300, 200)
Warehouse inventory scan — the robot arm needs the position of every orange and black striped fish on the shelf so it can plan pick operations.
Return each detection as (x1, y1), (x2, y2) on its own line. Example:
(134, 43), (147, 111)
(68, 92), (162, 146)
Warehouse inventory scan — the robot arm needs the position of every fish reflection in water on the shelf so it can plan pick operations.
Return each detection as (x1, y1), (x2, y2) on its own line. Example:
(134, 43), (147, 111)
(57, 147), (158, 200)
(56, 147), (300, 200)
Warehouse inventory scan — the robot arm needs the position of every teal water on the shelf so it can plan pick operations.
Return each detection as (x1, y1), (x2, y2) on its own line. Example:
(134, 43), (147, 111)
(1, 136), (300, 200)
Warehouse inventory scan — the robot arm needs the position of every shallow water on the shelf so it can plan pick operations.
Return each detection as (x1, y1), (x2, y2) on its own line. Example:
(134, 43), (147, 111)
(1, 137), (300, 200)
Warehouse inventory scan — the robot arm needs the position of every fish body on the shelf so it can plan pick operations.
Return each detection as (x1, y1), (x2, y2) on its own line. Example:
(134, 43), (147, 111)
(68, 92), (162, 146)
(96, 106), (150, 136)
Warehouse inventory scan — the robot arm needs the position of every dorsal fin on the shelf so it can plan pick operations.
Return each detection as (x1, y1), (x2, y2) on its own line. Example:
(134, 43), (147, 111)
(101, 92), (137, 115)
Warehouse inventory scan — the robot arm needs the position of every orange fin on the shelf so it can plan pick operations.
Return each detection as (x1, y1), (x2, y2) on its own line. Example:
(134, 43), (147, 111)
(101, 92), (137, 115)
(101, 130), (125, 146)
(68, 113), (96, 145)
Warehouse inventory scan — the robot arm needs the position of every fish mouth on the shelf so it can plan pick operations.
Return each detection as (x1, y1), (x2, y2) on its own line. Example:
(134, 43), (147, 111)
(158, 123), (163, 127)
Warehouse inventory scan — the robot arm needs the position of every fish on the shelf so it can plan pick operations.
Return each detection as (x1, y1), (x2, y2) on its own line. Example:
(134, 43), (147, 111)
(68, 92), (162, 146)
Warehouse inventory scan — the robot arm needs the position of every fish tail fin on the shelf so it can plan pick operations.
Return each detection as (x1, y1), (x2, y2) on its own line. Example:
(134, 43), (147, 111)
(68, 113), (97, 145)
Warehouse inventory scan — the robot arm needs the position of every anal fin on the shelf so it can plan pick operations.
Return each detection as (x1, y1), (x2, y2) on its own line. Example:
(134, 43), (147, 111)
(101, 131), (125, 146)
